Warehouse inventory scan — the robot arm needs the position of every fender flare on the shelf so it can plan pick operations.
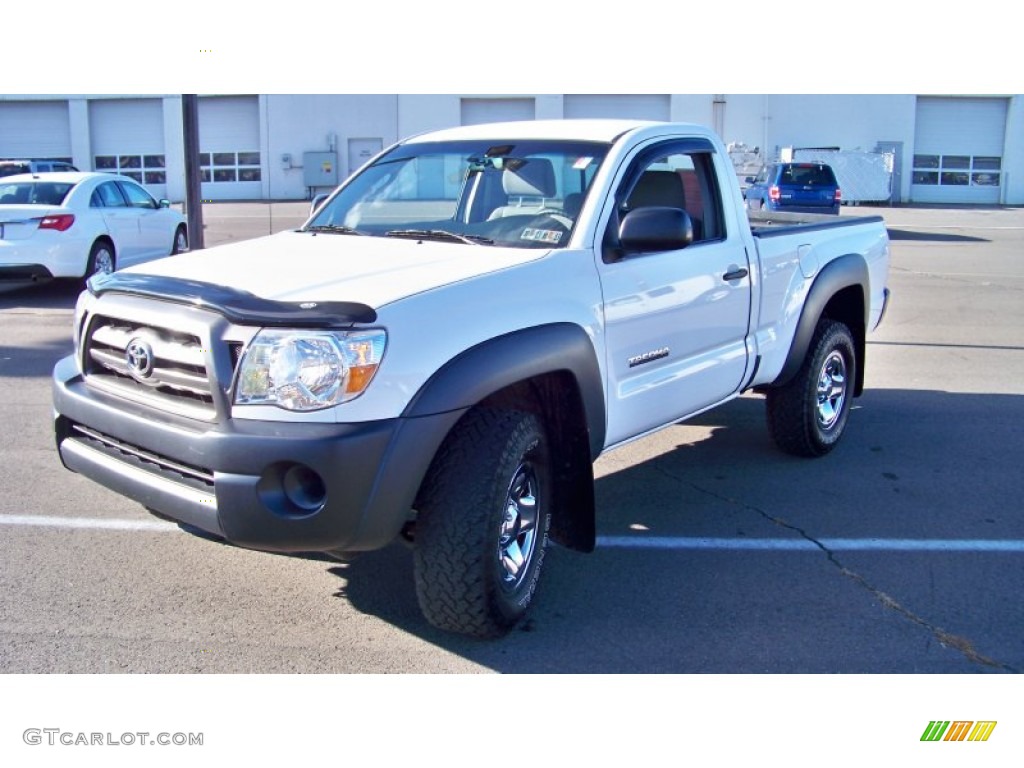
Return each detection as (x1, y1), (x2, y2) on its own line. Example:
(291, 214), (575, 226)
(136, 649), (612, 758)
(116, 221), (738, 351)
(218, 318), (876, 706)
(773, 254), (869, 391)
(402, 322), (606, 459)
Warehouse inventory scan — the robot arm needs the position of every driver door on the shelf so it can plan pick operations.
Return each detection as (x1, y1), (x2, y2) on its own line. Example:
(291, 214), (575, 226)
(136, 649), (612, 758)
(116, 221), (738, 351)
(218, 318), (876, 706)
(599, 140), (754, 447)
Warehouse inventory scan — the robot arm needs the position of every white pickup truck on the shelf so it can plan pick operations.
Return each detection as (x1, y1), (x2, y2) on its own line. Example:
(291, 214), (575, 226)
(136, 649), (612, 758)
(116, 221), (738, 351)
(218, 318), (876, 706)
(52, 119), (890, 637)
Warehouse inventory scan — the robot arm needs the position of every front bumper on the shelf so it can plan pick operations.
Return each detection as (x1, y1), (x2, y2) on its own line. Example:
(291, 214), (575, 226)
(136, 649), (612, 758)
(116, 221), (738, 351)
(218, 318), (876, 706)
(768, 202), (840, 216)
(52, 354), (464, 553)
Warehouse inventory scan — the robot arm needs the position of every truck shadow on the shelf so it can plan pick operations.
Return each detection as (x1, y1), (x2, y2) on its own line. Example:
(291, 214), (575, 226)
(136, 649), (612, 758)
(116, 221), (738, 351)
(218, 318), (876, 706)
(0, 278), (82, 309)
(0, 339), (76, 378)
(325, 388), (1024, 672)
(886, 228), (988, 243)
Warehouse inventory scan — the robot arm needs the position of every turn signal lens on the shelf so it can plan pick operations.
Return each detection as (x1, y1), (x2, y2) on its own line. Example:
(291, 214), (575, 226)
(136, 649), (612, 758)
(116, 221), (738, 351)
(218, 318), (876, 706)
(38, 214), (75, 231)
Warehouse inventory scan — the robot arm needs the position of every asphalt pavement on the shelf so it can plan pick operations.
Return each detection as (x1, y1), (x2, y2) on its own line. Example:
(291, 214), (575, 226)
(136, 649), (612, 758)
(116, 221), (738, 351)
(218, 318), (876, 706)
(0, 201), (1021, 674)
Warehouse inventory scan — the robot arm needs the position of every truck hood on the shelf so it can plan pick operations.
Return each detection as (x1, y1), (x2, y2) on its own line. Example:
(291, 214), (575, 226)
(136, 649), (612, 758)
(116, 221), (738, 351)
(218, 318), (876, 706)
(127, 229), (551, 308)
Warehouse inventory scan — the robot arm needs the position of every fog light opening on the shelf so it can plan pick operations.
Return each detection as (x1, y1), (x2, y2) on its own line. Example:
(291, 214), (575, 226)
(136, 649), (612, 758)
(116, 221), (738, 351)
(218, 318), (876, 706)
(282, 464), (327, 512)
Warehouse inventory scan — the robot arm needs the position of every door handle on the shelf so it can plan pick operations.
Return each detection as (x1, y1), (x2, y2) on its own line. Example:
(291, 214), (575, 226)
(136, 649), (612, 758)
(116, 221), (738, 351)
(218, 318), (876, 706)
(722, 267), (748, 281)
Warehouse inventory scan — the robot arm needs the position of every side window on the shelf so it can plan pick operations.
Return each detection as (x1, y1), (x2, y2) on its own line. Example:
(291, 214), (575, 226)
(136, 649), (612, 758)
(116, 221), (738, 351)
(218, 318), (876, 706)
(92, 182), (128, 208)
(118, 181), (157, 209)
(618, 146), (724, 245)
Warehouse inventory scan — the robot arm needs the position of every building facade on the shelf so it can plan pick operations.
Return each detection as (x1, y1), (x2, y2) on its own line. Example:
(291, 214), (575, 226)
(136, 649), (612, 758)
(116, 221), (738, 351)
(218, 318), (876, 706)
(2, 94), (1021, 205)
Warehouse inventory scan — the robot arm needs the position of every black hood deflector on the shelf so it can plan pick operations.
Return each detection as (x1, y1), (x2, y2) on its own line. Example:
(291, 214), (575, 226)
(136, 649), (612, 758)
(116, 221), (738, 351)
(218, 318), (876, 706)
(88, 272), (377, 327)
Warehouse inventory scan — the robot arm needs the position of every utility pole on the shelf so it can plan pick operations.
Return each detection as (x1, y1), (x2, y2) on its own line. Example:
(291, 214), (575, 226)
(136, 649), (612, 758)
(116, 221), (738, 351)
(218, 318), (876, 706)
(181, 94), (205, 251)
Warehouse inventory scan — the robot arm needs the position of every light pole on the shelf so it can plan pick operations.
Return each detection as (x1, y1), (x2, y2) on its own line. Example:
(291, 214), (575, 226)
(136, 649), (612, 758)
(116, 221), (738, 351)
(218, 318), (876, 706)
(181, 94), (205, 251)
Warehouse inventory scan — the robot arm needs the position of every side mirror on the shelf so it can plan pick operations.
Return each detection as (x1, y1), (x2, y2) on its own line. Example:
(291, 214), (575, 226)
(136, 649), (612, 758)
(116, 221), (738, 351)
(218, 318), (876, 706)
(159, 199), (171, 209)
(618, 207), (694, 253)
(310, 193), (330, 216)
(744, 176), (755, 185)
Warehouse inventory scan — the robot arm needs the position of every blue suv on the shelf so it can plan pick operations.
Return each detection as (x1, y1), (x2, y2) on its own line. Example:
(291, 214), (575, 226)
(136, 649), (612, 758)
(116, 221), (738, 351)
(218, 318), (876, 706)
(744, 162), (841, 215)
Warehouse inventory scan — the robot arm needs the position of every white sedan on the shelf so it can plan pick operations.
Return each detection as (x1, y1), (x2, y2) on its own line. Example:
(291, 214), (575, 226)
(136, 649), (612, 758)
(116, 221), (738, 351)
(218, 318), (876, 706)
(0, 172), (188, 282)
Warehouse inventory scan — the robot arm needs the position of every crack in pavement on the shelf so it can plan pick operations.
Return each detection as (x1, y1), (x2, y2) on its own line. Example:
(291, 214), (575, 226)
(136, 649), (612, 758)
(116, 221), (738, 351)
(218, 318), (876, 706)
(651, 462), (1020, 673)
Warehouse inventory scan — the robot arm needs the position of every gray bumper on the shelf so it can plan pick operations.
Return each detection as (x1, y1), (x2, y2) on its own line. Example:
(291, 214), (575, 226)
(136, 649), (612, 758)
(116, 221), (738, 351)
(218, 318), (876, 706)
(52, 355), (464, 553)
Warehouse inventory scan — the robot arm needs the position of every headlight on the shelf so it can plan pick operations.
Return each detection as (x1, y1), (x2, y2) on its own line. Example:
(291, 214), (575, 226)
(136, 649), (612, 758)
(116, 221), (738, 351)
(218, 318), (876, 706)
(235, 329), (386, 411)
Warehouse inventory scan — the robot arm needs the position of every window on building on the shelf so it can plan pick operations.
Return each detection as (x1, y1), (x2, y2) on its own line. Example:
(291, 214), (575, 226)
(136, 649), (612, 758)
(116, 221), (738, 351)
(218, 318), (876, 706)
(200, 151), (261, 183)
(95, 154), (166, 185)
(913, 154), (1001, 186)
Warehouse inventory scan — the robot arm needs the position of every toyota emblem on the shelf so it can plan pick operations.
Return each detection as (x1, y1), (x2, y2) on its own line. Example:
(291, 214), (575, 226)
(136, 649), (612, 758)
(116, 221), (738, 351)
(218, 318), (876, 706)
(125, 338), (155, 381)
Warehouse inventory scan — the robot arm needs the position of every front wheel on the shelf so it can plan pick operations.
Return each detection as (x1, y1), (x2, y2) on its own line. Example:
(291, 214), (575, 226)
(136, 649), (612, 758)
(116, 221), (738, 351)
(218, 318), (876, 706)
(413, 408), (552, 638)
(171, 225), (189, 254)
(766, 319), (856, 457)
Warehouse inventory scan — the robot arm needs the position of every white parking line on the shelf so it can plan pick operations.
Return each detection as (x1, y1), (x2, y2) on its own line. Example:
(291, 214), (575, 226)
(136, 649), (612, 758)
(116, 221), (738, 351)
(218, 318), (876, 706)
(2, 516), (1021, 553)
(597, 537), (1024, 552)
(0, 515), (180, 532)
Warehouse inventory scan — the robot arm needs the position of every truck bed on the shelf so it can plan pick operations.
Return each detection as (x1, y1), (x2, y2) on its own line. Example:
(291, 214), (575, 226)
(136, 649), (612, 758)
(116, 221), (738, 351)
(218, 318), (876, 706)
(747, 209), (886, 237)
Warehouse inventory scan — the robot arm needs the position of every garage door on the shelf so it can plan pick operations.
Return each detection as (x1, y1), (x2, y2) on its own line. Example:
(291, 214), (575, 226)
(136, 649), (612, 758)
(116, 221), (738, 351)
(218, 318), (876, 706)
(199, 95), (262, 201)
(911, 97), (1008, 204)
(461, 98), (536, 126)
(90, 98), (167, 199)
(0, 100), (72, 160)
(564, 95), (671, 121)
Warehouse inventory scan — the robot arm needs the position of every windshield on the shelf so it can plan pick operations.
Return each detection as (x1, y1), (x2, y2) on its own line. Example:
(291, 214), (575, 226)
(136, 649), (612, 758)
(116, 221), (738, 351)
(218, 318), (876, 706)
(305, 139), (609, 248)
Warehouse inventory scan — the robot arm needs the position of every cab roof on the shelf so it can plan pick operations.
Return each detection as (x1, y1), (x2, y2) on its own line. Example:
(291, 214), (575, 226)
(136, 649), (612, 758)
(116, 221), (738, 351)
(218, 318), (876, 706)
(402, 119), (713, 145)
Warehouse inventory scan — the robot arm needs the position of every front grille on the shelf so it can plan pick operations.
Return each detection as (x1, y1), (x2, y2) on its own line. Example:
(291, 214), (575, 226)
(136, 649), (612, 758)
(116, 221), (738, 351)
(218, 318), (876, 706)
(83, 315), (218, 420)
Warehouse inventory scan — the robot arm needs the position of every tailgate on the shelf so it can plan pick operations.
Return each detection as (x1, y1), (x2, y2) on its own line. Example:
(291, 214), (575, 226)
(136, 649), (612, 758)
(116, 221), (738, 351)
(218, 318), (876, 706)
(779, 184), (836, 208)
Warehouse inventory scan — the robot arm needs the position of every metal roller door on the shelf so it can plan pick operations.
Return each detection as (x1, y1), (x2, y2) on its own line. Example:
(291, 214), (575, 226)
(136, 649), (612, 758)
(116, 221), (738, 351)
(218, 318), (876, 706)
(89, 98), (167, 199)
(0, 100), (72, 160)
(911, 97), (1008, 204)
(199, 95), (262, 201)
(564, 95), (671, 121)
(461, 98), (536, 126)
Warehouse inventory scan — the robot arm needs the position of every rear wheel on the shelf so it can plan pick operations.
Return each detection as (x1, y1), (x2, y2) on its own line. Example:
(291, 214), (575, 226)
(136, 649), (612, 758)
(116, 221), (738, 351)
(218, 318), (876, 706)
(766, 319), (856, 457)
(414, 407), (552, 638)
(85, 240), (115, 279)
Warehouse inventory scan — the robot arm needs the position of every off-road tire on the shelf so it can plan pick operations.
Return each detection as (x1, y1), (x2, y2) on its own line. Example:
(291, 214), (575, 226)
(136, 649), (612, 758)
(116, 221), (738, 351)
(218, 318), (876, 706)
(414, 407), (552, 638)
(766, 319), (856, 457)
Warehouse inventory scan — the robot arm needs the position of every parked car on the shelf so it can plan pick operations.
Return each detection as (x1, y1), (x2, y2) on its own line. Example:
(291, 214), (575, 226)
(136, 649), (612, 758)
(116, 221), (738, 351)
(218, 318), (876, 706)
(0, 159), (79, 178)
(744, 162), (842, 215)
(0, 172), (187, 282)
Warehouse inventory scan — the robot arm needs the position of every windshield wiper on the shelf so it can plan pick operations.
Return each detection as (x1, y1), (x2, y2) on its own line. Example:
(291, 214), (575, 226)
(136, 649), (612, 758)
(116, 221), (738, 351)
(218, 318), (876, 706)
(385, 229), (493, 246)
(304, 224), (365, 235)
